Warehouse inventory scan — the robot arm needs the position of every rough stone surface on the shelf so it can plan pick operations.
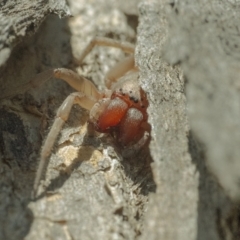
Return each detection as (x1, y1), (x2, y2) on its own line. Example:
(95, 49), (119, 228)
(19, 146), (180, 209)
(0, 0), (71, 67)
(138, 0), (240, 240)
(1, 0), (240, 239)
(165, 0), (240, 202)
(137, 2), (199, 239)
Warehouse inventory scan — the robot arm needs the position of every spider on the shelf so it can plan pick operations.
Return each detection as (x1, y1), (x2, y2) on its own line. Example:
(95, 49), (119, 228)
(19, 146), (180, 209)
(30, 37), (150, 197)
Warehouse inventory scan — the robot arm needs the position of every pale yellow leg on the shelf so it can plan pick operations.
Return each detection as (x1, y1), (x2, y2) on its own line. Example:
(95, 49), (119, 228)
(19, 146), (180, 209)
(33, 92), (95, 197)
(77, 37), (137, 88)
(77, 37), (135, 64)
(3, 68), (101, 101)
(105, 55), (137, 88)
(35, 68), (101, 100)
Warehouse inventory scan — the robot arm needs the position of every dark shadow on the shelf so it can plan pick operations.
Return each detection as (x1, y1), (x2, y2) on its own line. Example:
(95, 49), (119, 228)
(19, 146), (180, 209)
(121, 142), (157, 196)
(0, 108), (33, 168)
(222, 206), (240, 239)
(103, 14), (138, 43)
(101, 127), (156, 197)
(0, 108), (34, 240)
(124, 13), (139, 33)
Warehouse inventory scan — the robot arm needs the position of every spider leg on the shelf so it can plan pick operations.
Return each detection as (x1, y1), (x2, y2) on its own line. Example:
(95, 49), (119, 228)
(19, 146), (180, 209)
(76, 37), (137, 88)
(3, 68), (101, 100)
(105, 55), (137, 88)
(33, 92), (96, 197)
(77, 37), (135, 64)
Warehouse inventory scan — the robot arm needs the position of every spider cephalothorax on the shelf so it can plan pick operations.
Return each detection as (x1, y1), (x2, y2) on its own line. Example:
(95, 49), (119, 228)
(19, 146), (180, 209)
(29, 37), (150, 196)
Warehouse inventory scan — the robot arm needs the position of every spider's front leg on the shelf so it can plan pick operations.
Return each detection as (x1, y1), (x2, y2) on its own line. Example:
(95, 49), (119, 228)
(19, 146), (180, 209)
(33, 91), (96, 197)
(31, 68), (103, 197)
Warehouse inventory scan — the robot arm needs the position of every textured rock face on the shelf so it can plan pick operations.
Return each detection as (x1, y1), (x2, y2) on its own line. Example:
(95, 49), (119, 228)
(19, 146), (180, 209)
(164, 0), (240, 201)
(0, 0), (71, 66)
(1, 0), (240, 239)
(138, 0), (240, 239)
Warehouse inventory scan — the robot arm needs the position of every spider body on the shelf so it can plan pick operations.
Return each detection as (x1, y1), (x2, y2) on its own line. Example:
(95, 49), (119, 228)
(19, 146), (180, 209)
(30, 37), (150, 196)
(91, 71), (148, 146)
